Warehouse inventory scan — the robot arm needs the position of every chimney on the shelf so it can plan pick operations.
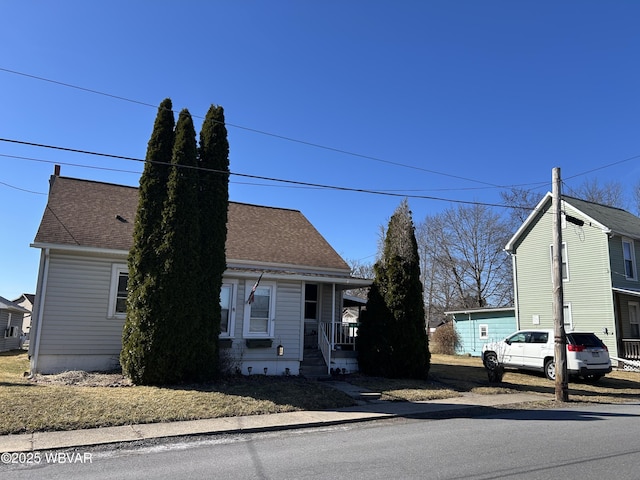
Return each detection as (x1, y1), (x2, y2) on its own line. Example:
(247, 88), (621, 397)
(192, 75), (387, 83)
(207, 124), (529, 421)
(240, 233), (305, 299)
(50, 164), (61, 190)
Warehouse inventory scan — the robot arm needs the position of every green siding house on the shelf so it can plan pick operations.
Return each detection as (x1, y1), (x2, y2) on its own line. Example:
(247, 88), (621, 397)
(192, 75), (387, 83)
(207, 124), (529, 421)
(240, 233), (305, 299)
(506, 193), (640, 365)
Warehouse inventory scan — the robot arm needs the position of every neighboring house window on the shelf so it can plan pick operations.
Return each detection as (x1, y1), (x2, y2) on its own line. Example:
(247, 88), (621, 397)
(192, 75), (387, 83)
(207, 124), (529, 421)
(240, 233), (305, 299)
(629, 302), (640, 338)
(550, 243), (569, 282)
(243, 281), (276, 338)
(622, 238), (637, 281)
(108, 265), (128, 317)
(304, 284), (318, 320)
(219, 282), (237, 337)
(479, 324), (488, 339)
(563, 303), (573, 330)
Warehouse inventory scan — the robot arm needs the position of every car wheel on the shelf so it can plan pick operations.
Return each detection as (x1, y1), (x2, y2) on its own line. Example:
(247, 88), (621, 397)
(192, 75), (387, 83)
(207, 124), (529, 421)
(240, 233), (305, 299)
(484, 352), (499, 370)
(544, 359), (556, 380)
(583, 374), (603, 383)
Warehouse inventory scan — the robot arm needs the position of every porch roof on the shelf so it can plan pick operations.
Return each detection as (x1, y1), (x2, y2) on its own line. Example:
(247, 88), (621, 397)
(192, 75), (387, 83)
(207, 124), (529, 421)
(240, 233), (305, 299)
(613, 287), (640, 298)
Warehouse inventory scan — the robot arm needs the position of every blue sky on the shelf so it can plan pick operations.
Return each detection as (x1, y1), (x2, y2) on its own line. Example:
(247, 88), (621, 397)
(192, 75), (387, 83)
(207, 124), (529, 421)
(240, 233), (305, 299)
(2, 1), (640, 300)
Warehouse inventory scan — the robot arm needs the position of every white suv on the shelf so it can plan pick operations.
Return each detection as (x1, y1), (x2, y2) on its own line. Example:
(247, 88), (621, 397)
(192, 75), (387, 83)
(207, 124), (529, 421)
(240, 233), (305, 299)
(481, 329), (611, 382)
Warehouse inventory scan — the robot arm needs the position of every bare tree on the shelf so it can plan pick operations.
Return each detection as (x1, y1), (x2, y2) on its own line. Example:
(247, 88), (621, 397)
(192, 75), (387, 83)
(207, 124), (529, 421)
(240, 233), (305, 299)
(345, 258), (373, 299)
(633, 180), (640, 216)
(417, 203), (513, 315)
(570, 178), (626, 209)
(500, 187), (539, 229)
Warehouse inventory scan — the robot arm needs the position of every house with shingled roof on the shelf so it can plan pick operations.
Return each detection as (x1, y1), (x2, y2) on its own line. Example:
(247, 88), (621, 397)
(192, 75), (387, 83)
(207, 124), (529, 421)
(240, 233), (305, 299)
(506, 193), (640, 366)
(0, 295), (29, 351)
(29, 173), (370, 376)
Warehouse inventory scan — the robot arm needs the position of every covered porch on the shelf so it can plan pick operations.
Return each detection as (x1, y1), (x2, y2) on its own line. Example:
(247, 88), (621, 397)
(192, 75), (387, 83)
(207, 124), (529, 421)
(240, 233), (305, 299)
(612, 288), (640, 367)
(302, 280), (369, 376)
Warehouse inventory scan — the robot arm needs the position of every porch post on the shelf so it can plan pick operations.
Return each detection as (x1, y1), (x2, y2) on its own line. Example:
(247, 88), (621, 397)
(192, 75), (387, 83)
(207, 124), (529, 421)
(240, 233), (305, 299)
(330, 284), (336, 372)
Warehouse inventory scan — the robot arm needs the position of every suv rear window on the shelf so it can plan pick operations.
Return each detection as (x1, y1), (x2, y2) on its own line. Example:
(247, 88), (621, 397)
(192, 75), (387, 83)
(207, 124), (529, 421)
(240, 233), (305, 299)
(567, 333), (604, 348)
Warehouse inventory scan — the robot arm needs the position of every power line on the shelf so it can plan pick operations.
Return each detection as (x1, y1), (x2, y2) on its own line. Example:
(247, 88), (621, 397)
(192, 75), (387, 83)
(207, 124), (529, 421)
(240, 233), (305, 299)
(0, 137), (514, 208)
(0, 180), (46, 195)
(0, 66), (523, 189)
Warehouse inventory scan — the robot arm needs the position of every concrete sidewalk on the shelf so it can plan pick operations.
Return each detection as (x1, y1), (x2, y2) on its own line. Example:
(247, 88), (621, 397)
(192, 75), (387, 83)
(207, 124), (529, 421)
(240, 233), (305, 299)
(0, 383), (550, 453)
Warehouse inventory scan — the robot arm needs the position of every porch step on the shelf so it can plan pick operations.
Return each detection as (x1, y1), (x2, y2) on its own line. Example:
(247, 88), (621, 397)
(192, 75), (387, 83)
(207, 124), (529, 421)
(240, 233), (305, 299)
(300, 349), (328, 379)
(299, 365), (330, 379)
(301, 349), (326, 367)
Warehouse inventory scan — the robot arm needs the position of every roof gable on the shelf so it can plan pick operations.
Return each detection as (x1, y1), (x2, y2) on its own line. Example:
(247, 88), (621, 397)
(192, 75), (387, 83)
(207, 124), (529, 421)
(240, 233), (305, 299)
(34, 176), (350, 272)
(506, 193), (640, 252)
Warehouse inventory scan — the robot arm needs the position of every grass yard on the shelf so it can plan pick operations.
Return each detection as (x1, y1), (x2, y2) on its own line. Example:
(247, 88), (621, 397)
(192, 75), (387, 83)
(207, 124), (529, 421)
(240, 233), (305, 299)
(0, 351), (356, 435)
(1, 351), (639, 435)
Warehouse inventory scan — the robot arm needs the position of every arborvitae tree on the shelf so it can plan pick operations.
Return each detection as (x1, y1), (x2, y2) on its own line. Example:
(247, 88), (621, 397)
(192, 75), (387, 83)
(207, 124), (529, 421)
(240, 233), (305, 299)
(153, 108), (203, 383)
(121, 99), (175, 383)
(356, 278), (392, 375)
(358, 199), (430, 379)
(195, 105), (230, 379)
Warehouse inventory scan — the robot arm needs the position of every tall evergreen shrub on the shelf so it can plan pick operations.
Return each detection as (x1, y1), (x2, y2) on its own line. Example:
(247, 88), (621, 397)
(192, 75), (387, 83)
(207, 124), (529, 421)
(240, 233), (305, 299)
(121, 99), (175, 383)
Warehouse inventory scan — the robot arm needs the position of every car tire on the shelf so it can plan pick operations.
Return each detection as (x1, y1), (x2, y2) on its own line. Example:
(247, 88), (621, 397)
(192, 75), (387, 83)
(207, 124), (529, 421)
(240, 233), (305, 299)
(544, 359), (556, 380)
(484, 352), (499, 370)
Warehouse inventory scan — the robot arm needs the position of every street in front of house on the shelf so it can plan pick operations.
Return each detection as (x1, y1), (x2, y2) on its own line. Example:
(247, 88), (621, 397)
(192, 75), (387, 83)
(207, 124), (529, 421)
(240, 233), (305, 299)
(3, 402), (639, 480)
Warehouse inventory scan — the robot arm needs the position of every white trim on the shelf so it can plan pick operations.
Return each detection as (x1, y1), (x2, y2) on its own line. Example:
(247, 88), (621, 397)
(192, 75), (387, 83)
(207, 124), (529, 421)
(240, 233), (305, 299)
(550, 242), (569, 282)
(479, 324), (489, 339)
(31, 248), (50, 374)
(505, 194), (611, 253)
(563, 303), (573, 330)
(219, 280), (238, 338)
(622, 237), (637, 281)
(108, 264), (128, 318)
(242, 280), (276, 338)
(445, 307), (515, 315)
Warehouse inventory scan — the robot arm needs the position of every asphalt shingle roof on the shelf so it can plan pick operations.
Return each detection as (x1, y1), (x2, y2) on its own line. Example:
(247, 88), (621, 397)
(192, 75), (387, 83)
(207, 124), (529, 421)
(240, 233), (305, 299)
(563, 195), (640, 240)
(34, 176), (350, 272)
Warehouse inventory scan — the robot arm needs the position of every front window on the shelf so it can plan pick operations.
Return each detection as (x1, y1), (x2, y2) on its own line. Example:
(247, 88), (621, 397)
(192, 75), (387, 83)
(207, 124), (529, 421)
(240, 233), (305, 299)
(623, 238), (637, 281)
(243, 281), (276, 338)
(108, 265), (128, 317)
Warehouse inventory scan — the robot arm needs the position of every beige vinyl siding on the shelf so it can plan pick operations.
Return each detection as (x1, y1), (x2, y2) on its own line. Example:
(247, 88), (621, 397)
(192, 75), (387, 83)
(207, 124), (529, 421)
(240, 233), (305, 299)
(320, 284), (338, 324)
(238, 280), (302, 362)
(274, 281), (302, 360)
(514, 205), (617, 354)
(38, 252), (126, 356)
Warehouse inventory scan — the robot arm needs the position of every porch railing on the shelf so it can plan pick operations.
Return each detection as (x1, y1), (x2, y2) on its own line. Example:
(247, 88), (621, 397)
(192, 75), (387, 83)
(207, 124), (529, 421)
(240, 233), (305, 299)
(319, 322), (358, 352)
(621, 339), (640, 360)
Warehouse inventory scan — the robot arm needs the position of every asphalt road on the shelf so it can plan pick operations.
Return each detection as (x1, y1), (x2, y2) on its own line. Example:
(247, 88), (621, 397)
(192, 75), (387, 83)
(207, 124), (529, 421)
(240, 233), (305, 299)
(3, 403), (640, 480)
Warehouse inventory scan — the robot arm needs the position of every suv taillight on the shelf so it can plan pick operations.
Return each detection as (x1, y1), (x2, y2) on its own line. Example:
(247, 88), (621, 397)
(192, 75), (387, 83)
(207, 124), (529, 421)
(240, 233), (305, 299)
(567, 344), (585, 352)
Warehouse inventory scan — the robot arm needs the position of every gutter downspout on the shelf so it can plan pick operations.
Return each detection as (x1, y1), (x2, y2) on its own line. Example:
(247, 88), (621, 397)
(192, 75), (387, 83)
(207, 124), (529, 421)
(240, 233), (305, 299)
(30, 248), (49, 376)
(510, 252), (520, 329)
(469, 312), (474, 353)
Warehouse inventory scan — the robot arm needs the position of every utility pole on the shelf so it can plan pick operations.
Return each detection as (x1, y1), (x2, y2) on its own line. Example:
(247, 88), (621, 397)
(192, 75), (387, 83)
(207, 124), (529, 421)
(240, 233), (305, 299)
(552, 167), (569, 402)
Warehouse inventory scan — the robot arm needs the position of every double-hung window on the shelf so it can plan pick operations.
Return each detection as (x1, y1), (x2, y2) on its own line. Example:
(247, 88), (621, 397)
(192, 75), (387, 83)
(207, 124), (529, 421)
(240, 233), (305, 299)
(563, 303), (573, 330)
(479, 324), (488, 339)
(108, 264), (128, 318)
(550, 243), (569, 282)
(622, 238), (637, 281)
(243, 281), (276, 338)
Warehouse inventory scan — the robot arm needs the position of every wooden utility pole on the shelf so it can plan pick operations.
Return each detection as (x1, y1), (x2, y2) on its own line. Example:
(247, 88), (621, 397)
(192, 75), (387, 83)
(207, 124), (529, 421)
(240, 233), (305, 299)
(552, 167), (569, 402)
